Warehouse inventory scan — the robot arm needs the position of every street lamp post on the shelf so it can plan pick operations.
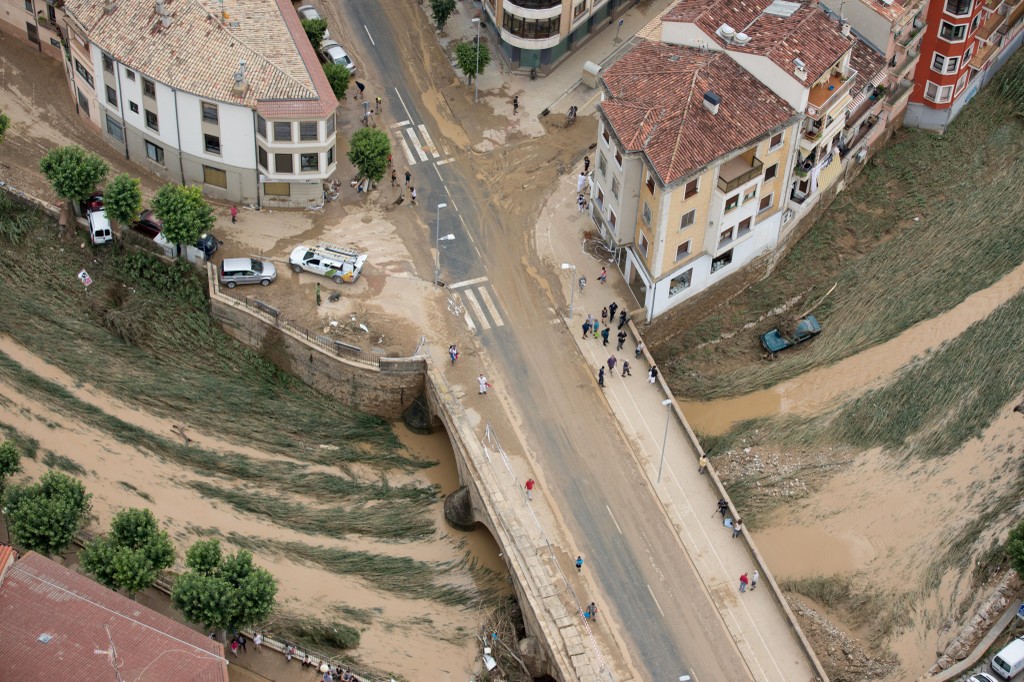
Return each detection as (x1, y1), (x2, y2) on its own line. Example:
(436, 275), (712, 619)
(472, 18), (481, 103)
(434, 203), (448, 285)
(560, 263), (576, 318)
(657, 398), (673, 484)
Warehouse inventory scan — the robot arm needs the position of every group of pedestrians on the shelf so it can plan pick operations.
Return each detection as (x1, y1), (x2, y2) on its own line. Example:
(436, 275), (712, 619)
(581, 300), (662, 388)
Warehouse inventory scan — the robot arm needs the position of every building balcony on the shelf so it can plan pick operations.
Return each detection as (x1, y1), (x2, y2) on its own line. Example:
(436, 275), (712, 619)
(806, 69), (857, 119)
(891, 47), (921, 79)
(884, 78), (914, 108)
(717, 155), (763, 193)
(503, 0), (563, 20)
(895, 21), (926, 49)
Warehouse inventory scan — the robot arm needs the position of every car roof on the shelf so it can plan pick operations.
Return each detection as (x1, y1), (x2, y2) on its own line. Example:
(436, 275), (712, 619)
(222, 258), (256, 269)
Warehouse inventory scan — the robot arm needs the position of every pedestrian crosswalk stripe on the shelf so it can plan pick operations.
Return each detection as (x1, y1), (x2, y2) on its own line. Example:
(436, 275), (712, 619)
(403, 127), (429, 163)
(462, 288), (491, 331)
(477, 286), (504, 327)
(450, 276), (488, 290)
(463, 311), (477, 333)
(418, 124), (441, 159)
(391, 120), (411, 128)
(397, 136), (416, 167)
(436, 158), (454, 166)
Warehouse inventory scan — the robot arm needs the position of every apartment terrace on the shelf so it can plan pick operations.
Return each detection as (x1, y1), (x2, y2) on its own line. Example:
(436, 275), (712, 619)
(806, 69), (858, 118)
(717, 155), (763, 193)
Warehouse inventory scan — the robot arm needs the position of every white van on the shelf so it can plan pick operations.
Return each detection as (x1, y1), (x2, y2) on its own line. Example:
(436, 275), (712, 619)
(992, 637), (1024, 679)
(87, 208), (113, 245)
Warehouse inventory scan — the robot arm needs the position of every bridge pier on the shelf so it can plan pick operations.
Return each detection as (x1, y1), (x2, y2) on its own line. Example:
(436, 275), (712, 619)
(443, 486), (478, 531)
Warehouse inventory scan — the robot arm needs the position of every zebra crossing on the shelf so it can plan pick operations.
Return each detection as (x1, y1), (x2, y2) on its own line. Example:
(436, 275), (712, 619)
(448, 277), (506, 333)
(391, 120), (453, 167)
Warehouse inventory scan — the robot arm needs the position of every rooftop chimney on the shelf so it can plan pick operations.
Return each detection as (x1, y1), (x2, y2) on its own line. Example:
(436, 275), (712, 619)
(103, 0), (116, 14)
(841, 22), (851, 37)
(793, 57), (807, 81)
(231, 59), (248, 97)
(703, 91), (721, 115)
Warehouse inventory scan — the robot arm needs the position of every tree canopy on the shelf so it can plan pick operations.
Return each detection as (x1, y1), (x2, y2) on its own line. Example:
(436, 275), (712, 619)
(301, 17), (328, 49)
(80, 508), (175, 598)
(3, 471), (91, 556)
(430, 0), (456, 31)
(103, 173), (143, 227)
(151, 184), (214, 249)
(171, 539), (277, 634)
(1006, 520), (1024, 579)
(454, 40), (492, 84)
(323, 62), (351, 99)
(347, 128), (391, 183)
(39, 145), (109, 202)
(0, 441), (22, 496)
(0, 111), (10, 145)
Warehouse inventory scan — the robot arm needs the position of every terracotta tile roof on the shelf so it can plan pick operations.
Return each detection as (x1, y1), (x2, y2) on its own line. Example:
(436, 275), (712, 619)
(663, 0), (853, 80)
(63, 0), (336, 118)
(847, 36), (886, 94)
(599, 41), (797, 185)
(0, 552), (228, 682)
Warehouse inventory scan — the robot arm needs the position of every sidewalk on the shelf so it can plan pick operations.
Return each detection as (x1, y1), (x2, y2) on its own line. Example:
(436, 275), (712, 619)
(536, 172), (826, 682)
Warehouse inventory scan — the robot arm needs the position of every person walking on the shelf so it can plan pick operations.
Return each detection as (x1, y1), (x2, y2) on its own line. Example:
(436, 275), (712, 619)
(230, 205), (238, 223)
(253, 633), (263, 652)
(238, 634), (248, 652)
(478, 374), (491, 395)
(387, 153), (392, 168)
(575, 555), (583, 572)
(598, 366), (605, 387)
(592, 318), (600, 339)
(404, 169), (412, 187)
(618, 309), (628, 329)
(750, 570), (759, 590)
(584, 156), (590, 173)
(732, 518), (744, 538)
(608, 302), (618, 320)
(621, 360), (631, 377)
(375, 95), (382, 112)
(513, 95), (519, 115)
(601, 327), (610, 346)
(739, 573), (749, 593)
(578, 275), (587, 293)
(449, 344), (459, 365)
(577, 172), (587, 194)
(598, 267), (607, 284)
(648, 365), (659, 384)
(698, 454), (708, 474)
(607, 355), (617, 375)
(577, 194), (586, 212)
(601, 306), (608, 324)
(355, 81), (365, 98)
(410, 187), (417, 205)
(525, 478), (535, 500)
(231, 638), (240, 657)
(582, 319), (592, 339)
(717, 498), (729, 517)
(635, 341), (644, 359)
(315, 283), (321, 307)
(588, 602), (598, 621)
(616, 330), (627, 351)
(391, 169), (397, 187)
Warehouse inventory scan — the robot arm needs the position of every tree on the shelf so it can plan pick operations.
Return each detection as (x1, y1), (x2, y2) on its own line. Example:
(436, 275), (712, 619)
(323, 62), (350, 99)
(454, 40), (492, 84)
(1006, 520), (1024, 579)
(39, 144), (109, 202)
(347, 128), (391, 183)
(301, 18), (328, 49)
(0, 110), (9, 145)
(171, 539), (277, 637)
(151, 184), (214, 252)
(430, 0), (456, 31)
(102, 173), (143, 228)
(3, 471), (91, 556)
(79, 508), (175, 598)
(0, 441), (21, 496)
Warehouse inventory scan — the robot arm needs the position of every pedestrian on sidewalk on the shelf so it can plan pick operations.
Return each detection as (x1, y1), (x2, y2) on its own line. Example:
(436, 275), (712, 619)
(621, 360), (631, 377)
(405, 169), (412, 187)
(751, 570), (759, 590)
(478, 374), (491, 395)
(648, 365), (658, 384)
(375, 95), (382, 112)
(616, 330), (627, 351)
(593, 319), (600, 340)
(698, 454), (708, 474)
(387, 153), (392, 168)
(391, 169), (397, 187)
(355, 81), (365, 98)
(608, 302), (618, 320)
(230, 205), (238, 223)
(635, 342), (644, 359)
(598, 366), (605, 387)
(717, 498), (729, 517)
(578, 275), (587, 293)
(588, 601), (598, 621)
(577, 172), (587, 193)
(582, 319), (592, 339)
(584, 156), (590, 173)
(449, 344), (459, 364)
(598, 267), (607, 284)
(601, 327), (610, 346)
(618, 309), (628, 329)
(607, 355), (617, 374)
(732, 518), (744, 538)
(577, 194), (586, 212)
(238, 634), (248, 652)
(253, 633), (263, 652)
(739, 573), (749, 593)
(601, 306), (608, 324)
(513, 95), (519, 115)
(315, 283), (321, 307)
(575, 555), (584, 572)
(231, 638), (240, 656)
(410, 187), (417, 205)
(525, 478), (535, 500)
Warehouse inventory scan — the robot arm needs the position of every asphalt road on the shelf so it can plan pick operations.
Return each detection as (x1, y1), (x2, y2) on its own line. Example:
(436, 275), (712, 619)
(325, 1), (753, 679)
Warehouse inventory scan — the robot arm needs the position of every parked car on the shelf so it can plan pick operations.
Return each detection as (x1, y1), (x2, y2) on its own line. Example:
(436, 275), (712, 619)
(132, 209), (163, 239)
(153, 231), (220, 260)
(969, 672), (999, 682)
(87, 206), (113, 245)
(219, 257), (277, 288)
(80, 192), (104, 215)
(289, 242), (366, 283)
(759, 315), (821, 354)
(296, 5), (330, 40)
(319, 40), (355, 74)
(992, 638), (1024, 679)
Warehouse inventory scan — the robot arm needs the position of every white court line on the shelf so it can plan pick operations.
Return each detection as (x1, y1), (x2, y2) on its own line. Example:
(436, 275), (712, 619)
(363, 25), (375, 45)
(418, 124), (441, 158)
(436, 158), (454, 166)
(449, 276), (488, 290)
(403, 127), (428, 162)
(461, 289), (491, 331)
(606, 505), (623, 534)
(391, 120), (410, 128)
(392, 88), (412, 122)
(646, 584), (666, 618)
(397, 136), (416, 166)
(477, 287), (505, 327)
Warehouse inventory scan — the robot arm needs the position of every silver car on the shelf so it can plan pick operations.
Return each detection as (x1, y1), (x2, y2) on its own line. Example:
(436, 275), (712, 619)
(320, 39), (356, 74)
(219, 258), (278, 288)
(296, 5), (330, 41)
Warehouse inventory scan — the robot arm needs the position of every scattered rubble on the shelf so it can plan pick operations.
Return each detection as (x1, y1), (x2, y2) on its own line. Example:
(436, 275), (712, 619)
(788, 596), (899, 682)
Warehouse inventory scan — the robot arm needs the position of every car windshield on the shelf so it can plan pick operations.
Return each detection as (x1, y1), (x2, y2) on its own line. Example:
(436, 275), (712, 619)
(250, 259), (263, 273)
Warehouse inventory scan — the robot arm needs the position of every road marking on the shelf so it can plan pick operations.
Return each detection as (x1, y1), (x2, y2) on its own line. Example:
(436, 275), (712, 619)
(418, 124), (441, 158)
(403, 127), (429, 162)
(646, 584), (665, 618)
(462, 289), (491, 331)
(436, 158), (454, 166)
(477, 286), (504, 327)
(449, 276), (488, 290)
(392, 88), (413, 122)
(463, 311), (477, 332)
(363, 25), (375, 45)
(606, 505), (623, 534)
(391, 120), (411, 128)
(397, 135), (416, 166)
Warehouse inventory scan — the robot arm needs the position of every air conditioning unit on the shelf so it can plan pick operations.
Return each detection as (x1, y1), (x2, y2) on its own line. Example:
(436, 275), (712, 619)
(855, 148), (868, 163)
(733, 32), (751, 45)
(881, 0), (894, 6)
(717, 23), (736, 40)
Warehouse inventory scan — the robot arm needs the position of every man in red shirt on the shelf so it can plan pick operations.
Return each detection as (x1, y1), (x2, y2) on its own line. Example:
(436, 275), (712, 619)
(525, 478), (535, 500)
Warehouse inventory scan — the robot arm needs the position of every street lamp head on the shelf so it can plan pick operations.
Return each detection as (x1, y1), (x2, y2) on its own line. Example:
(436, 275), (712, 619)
(662, 399), (673, 406)
(472, 17), (480, 23)
(560, 263), (574, 270)
(437, 203), (448, 209)
(440, 234), (456, 241)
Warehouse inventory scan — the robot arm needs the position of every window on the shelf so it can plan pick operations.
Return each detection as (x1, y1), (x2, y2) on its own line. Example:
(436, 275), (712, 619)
(932, 53), (960, 73)
(126, 70), (136, 81)
(143, 78), (156, 97)
(595, 188), (605, 208)
(609, 210), (617, 228)
(719, 226), (734, 246)
(275, 153), (293, 173)
(970, 14), (980, 32)
(327, 146), (335, 166)
(711, 249), (733, 273)
(274, 121), (292, 142)
(105, 85), (117, 106)
(325, 114), (335, 137)
(675, 241), (691, 261)
(725, 194), (739, 212)
(769, 132), (783, 150)
(258, 147), (268, 170)
(684, 178), (699, 198)
(129, 101), (139, 114)
(203, 166), (227, 188)
(598, 154), (607, 177)
(602, 126), (610, 144)
(614, 150), (622, 166)
(573, 1), (586, 18)
(758, 193), (773, 213)
(74, 59), (94, 88)
(102, 53), (114, 74)
(646, 171), (655, 194)
(201, 102), (218, 124)
(964, 44), (974, 64)
(501, 13), (561, 39)
(955, 72), (968, 94)
(263, 182), (290, 197)
(637, 231), (649, 257)
(46, 4), (54, 21)
(939, 20), (967, 41)
(145, 109), (159, 131)
(669, 269), (692, 295)
(204, 134), (221, 154)
(764, 163), (778, 181)
(105, 114), (124, 142)
(77, 88), (90, 117)
(737, 217), (752, 237)
(743, 187), (757, 204)
(925, 81), (954, 103)
(642, 201), (651, 225)
(611, 177), (620, 199)
(300, 121), (318, 141)
(257, 115), (267, 139)
(50, 38), (61, 48)
(145, 140), (164, 164)
(300, 153), (319, 171)
(23, 0), (30, 11)
(679, 209), (695, 230)
(944, 0), (971, 14)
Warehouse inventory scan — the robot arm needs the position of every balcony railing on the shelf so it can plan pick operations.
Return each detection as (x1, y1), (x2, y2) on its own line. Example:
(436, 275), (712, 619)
(806, 70), (858, 119)
(896, 22), (925, 48)
(717, 156), (763, 193)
